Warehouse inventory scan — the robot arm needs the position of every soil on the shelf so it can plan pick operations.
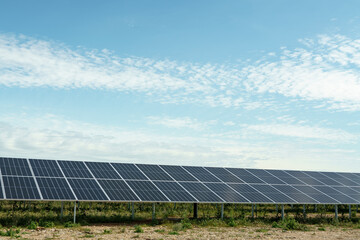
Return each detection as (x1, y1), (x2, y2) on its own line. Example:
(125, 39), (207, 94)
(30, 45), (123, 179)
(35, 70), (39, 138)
(7, 224), (360, 240)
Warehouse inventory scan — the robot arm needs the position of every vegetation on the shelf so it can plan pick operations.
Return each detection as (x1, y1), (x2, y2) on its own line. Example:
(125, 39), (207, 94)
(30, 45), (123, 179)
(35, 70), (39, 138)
(0, 200), (359, 231)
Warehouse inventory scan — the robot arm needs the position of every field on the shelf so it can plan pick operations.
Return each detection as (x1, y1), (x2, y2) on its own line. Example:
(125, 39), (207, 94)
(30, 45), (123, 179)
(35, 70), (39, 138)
(1, 201), (360, 239)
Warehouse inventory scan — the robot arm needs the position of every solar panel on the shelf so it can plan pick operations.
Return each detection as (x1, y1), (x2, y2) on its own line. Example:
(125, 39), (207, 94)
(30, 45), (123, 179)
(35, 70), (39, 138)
(267, 170), (305, 185)
(291, 185), (339, 204)
(246, 169), (285, 185)
(85, 162), (121, 179)
(250, 184), (296, 203)
(312, 186), (358, 204)
(228, 184), (273, 203)
(1, 157), (360, 205)
(98, 180), (139, 201)
(135, 164), (173, 181)
(0, 157), (32, 176)
(67, 179), (108, 200)
(285, 171), (325, 185)
(58, 161), (93, 179)
(159, 165), (198, 182)
(29, 159), (63, 177)
(204, 167), (244, 183)
(319, 172), (359, 186)
(204, 183), (249, 203)
(154, 181), (197, 202)
(226, 168), (264, 183)
(179, 182), (223, 202)
(3, 176), (41, 200)
(36, 177), (76, 200)
(183, 166), (221, 182)
(303, 171), (343, 186)
(110, 163), (148, 180)
(271, 185), (318, 203)
(126, 180), (169, 202)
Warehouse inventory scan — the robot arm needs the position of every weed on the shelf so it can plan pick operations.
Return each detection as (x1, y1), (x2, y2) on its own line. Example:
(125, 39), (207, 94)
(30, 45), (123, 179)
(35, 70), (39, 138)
(103, 229), (112, 234)
(172, 223), (183, 232)
(318, 227), (326, 231)
(181, 218), (192, 229)
(39, 220), (55, 228)
(27, 221), (38, 230)
(64, 221), (81, 228)
(134, 225), (143, 233)
(227, 218), (237, 227)
(155, 229), (165, 233)
(255, 228), (269, 233)
(168, 231), (179, 235)
(272, 218), (307, 231)
(83, 233), (95, 238)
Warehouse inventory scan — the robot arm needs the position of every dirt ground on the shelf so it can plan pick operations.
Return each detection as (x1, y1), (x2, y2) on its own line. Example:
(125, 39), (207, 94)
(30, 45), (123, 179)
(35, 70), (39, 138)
(7, 224), (360, 240)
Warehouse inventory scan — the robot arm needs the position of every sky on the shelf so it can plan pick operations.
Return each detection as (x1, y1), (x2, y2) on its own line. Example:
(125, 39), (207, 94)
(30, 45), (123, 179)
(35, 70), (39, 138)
(0, 0), (360, 172)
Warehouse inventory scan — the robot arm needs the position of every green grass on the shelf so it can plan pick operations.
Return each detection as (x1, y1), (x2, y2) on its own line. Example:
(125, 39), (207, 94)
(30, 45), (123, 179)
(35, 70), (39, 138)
(134, 225), (144, 233)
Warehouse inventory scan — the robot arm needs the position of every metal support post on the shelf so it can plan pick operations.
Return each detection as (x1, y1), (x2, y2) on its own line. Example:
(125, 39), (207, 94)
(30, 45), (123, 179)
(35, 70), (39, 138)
(281, 204), (285, 220)
(221, 203), (224, 220)
(335, 204), (338, 221)
(174, 203), (176, 209)
(275, 204), (278, 212)
(194, 203), (198, 219)
(131, 202), (135, 220)
(60, 202), (64, 219)
(303, 204), (306, 218)
(291, 204), (293, 209)
(73, 201), (77, 224)
(255, 204), (257, 217)
(349, 205), (352, 218)
(152, 203), (156, 220)
(251, 204), (254, 218)
(315, 204), (317, 212)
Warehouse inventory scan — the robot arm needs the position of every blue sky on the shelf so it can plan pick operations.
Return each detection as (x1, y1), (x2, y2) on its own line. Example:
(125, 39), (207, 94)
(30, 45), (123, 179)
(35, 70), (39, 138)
(0, 0), (360, 171)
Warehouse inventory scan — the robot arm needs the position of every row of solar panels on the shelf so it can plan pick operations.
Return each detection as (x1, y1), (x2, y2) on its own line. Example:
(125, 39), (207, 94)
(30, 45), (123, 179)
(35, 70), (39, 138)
(1, 157), (360, 204)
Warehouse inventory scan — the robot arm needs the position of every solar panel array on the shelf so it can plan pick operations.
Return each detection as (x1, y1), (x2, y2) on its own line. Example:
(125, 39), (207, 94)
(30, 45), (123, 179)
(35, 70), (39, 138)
(0, 157), (359, 204)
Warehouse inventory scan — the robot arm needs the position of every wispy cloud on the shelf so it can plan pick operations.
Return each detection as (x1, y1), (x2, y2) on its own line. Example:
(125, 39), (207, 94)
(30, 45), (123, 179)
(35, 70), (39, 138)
(247, 124), (357, 142)
(2, 33), (360, 110)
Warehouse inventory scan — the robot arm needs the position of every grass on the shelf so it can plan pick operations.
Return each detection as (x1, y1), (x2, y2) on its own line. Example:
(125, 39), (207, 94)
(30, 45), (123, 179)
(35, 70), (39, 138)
(134, 225), (144, 233)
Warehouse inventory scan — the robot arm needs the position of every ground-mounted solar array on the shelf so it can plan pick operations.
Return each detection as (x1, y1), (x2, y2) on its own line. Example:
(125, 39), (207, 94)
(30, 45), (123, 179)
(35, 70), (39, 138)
(0, 157), (360, 205)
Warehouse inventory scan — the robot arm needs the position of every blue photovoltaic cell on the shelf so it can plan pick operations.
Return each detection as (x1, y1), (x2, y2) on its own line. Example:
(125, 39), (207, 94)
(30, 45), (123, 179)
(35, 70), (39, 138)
(291, 185), (339, 204)
(228, 184), (273, 203)
(245, 169), (285, 185)
(250, 184), (296, 203)
(111, 163), (148, 180)
(67, 179), (108, 200)
(136, 164), (173, 181)
(29, 159), (63, 177)
(154, 181), (197, 202)
(85, 162), (121, 179)
(160, 165), (198, 182)
(312, 186), (358, 204)
(0, 157), (32, 176)
(204, 183), (249, 203)
(285, 171), (325, 186)
(3, 176), (41, 200)
(336, 173), (360, 186)
(98, 180), (139, 201)
(179, 182), (223, 202)
(271, 185), (318, 203)
(36, 177), (76, 200)
(183, 166), (221, 182)
(226, 168), (264, 184)
(204, 167), (243, 183)
(126, 180), (169, 202)
(58, 161), (93, 178)
(266, 170), (305, 185)
(303, 171), (343, 186)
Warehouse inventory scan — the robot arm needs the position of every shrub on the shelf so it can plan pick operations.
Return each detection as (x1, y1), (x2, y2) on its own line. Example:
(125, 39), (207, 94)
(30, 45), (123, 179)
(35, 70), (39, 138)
(134, 225), (143, 233)
(272, 218), (307, 231)
(181, 218), (192, 230)
(39, 220), (55, 228)
(227, 218), (237, 227)
(103, 229), (112, 234)
(64, 221), (80, 228)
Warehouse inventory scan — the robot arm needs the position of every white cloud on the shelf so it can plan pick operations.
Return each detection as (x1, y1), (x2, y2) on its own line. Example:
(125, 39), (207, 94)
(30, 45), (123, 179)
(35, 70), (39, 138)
(147, 116), (213, 130)
(2, 33), (360, 111)
(247, 124), (357, 142)
(0, 114), (358, 171)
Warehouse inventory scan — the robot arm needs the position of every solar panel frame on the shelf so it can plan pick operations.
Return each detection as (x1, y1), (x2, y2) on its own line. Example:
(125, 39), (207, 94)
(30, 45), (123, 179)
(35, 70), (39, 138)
(126, 180), (170, 202)
(245, 169), (286, 185)
(110, 163), (148, 180)
(179, 182), (224, 203)
(204, 167), (244, 183)
(225, 168), (265, 184)
(57, 160), (93, 179)
(3, 176), (41, 200)
(84, 162), (122, 180)
(182, 166), (222, 183)
(0, 157), (33, 176)
(159, 165), (198, 182)
(36, 177), (76, 200)
(153, 181), (198, 202)
(135, 164), (174, 181)
(29, 159), (64, 178)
